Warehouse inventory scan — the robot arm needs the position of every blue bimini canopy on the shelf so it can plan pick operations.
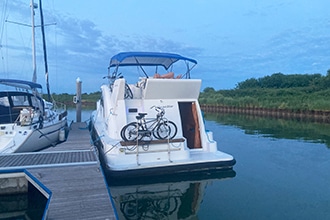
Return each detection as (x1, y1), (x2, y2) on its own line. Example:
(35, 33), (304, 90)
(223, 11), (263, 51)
(109, 52), (197, 70)
(0, 79), (42, 90)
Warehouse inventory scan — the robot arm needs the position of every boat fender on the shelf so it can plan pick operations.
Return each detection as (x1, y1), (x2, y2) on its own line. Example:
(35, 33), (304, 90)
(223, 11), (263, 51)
(59, 129), (66, 141)
(39, 116), (44, 129)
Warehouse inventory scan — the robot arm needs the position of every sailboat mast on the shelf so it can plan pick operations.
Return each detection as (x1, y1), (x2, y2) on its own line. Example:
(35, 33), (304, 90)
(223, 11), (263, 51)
(30, 0), (37, 83)
(39, 0), (51, 101)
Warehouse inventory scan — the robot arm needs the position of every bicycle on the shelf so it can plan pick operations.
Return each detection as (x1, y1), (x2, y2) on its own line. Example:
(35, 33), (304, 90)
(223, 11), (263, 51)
(104, 72), (133, 99)
(120, 106), (177, 142)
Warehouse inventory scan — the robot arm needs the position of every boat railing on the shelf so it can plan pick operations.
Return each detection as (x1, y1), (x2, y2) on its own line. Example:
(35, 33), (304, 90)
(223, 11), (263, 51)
(55, 101), (67, 112)
(53, 101), (67, 121)
(13, 112), (21, 127)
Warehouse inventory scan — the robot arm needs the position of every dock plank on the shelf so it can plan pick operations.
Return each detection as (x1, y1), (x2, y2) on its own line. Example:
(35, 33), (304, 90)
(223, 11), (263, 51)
(0, 122), (117, 220)
(29, 165), (115, 220)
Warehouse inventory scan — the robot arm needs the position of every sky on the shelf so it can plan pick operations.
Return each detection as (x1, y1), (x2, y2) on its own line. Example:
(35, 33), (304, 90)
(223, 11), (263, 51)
(0, 0), (329, 94)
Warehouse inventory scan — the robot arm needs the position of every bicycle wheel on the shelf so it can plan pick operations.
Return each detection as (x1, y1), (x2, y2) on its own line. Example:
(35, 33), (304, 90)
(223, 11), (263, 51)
(156, 121), (177, 139)
(121, 122), (140, 141)
(154, 122), (170, 139)
(166, 121), (177, 139)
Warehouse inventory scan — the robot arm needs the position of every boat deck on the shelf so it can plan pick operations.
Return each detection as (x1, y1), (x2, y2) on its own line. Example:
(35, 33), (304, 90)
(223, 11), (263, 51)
(0, 122), (117, 220)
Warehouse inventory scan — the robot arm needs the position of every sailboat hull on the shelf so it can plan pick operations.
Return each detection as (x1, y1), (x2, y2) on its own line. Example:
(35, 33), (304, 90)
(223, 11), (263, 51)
(14, 120), (68, 153)
(0, 119), (68, 154)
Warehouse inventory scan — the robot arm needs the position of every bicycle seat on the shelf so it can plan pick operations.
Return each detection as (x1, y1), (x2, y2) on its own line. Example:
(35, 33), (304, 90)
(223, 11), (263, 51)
(136, 112), (147, 120)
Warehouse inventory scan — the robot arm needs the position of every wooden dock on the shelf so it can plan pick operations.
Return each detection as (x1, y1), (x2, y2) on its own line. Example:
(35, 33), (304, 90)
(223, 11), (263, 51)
(0, 122), (117, 220)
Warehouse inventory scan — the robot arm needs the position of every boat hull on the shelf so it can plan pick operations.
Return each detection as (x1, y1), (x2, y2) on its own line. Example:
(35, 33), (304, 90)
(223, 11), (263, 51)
(90, 122), (236, 179)
(14, 120), (68, 153)
(105, 159), (236, 179)
(0, 120), (68, 154)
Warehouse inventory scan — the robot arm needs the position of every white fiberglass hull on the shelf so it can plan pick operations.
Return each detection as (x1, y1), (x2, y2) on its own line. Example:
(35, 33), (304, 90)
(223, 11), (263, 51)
(91, 113), (235, 178)
(0, 120), (67, 154)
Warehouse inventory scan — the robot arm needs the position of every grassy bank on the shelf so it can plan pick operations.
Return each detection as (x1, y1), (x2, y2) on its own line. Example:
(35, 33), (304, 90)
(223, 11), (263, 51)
(199, 87), (330, 111)
(51, 92), (100, 108)
(199, 72), (330, 111)
(51, 72), (330, 113)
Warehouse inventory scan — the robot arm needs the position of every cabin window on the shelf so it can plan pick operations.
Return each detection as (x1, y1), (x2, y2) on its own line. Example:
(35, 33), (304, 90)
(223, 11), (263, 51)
(31, 96), (42, 110)
(0, 97), (10, 107)
(11, 95), (30, 107)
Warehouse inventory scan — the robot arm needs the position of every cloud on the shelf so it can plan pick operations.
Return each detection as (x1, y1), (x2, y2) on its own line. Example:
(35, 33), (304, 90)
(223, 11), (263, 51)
(42, 8), (205, 93)
(50, 10), (330, 92)
(2, 0), (330, 93)
(194, 15), (330, 91)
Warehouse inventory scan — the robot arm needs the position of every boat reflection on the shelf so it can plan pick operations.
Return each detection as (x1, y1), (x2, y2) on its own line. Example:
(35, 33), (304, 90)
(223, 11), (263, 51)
(107, 169), (235, 220)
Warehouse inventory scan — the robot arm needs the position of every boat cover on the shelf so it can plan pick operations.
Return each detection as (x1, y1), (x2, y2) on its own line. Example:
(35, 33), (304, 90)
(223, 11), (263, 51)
(109, 52), (197, 70)
(0, 79), (42, 90)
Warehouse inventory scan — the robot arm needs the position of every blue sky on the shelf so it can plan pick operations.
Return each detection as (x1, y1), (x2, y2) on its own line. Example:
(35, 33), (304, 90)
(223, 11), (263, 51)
(1, 0), (329, 94)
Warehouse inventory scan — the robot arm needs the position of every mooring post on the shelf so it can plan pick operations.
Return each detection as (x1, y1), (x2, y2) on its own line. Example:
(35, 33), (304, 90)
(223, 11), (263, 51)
(75, 77), (82, 122)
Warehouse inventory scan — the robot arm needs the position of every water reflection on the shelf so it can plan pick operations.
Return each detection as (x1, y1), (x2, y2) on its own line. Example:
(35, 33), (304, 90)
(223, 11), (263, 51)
(0, 186), (47, 220)
(108, 170), (235, 220)
(0, 194), (28, 219)
(205, 113), (330, 148)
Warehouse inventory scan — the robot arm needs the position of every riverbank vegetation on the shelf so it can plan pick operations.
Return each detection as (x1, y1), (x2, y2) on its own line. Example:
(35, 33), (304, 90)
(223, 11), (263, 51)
(52, 71), (330, 112)
(51, 92), (100, 108)
(199, 71), (330, 111)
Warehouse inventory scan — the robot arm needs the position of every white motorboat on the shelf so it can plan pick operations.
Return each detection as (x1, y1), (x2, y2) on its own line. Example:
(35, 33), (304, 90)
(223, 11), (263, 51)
(90, 52), (235, 177)
(0, 79), (67, 153)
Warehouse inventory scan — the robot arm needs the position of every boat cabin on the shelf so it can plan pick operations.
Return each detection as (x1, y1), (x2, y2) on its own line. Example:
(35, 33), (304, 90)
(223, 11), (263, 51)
(0, 91), (44, 124)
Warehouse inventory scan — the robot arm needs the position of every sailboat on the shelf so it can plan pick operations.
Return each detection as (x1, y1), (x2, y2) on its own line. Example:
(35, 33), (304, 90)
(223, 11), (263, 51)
(0, 0), (68, 153)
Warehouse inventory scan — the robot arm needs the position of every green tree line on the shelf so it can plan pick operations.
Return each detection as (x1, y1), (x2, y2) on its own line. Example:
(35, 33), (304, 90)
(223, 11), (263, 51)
(51, 92), (100, 108)
(199, 70), (330, 111)
(51, 71), (330, 111)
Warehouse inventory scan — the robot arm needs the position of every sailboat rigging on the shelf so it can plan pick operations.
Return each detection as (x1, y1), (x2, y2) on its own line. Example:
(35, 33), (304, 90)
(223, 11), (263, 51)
(38, 0), (51, 101)
(31, 0), (37, 84)
(0, 0), (68, 154)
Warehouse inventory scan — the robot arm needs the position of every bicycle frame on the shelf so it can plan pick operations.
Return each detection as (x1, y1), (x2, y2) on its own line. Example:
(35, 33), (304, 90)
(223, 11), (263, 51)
(137, 116), (168, 133)
(120, 106), (177, 142)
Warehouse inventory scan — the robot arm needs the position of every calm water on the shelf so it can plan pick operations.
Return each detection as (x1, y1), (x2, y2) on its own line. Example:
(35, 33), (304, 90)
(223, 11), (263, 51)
(105, 112), (330, 220)
(67, 108), (94, 123)
(0, 182), (48, 219)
